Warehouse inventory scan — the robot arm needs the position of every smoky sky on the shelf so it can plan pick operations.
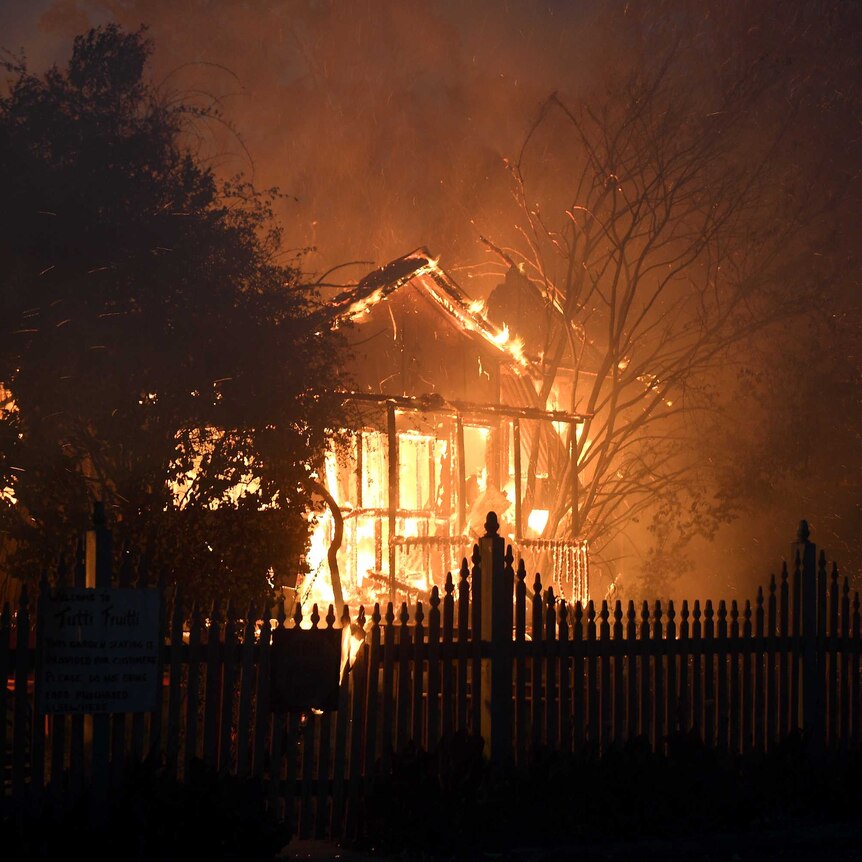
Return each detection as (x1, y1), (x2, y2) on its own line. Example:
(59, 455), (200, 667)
(0, 0), (613, 296)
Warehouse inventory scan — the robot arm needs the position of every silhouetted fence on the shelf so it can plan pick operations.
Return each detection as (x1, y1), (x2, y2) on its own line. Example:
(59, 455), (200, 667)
(2, 516), (861, 840)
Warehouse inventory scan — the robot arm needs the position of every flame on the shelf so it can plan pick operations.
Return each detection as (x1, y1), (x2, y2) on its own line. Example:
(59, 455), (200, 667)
(527, 508), (549, 535)
(300, 508), (336, 609)
(341, 286), (387, 322)
(492, 323), (511, 345)
(402, 516), (420, 538)
(340, 621), (367, 677)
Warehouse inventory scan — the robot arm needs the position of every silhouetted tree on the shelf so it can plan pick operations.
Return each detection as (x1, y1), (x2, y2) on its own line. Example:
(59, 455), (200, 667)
(0, 25), (351, 609)
(479, 1), (861, 592)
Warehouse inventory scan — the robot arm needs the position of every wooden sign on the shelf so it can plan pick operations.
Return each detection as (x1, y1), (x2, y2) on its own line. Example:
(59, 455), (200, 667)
(37, 587), (161, 715)
(270, 627), (343, 712)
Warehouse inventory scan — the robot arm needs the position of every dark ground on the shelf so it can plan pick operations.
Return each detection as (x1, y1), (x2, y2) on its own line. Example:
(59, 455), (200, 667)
(8, 735), (862, 860)
(281, 817), (862, 862)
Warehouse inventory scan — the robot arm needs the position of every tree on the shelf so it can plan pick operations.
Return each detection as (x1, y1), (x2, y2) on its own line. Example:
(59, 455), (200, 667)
(478, 1), (861, 594)
(0, 25), (351, 610)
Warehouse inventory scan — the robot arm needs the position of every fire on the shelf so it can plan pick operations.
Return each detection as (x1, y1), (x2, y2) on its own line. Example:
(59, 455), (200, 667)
(292, 395), (591, 613)
(527, 508), (549, 536)
(492, 323), (511, 345)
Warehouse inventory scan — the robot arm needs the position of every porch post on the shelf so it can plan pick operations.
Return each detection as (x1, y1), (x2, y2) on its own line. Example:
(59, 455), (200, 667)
(387, 403), (398, 604)
(570, 420), (581, 538)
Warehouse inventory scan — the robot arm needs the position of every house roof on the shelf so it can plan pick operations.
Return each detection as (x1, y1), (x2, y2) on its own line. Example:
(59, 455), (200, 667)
(326, 247), (540, 378)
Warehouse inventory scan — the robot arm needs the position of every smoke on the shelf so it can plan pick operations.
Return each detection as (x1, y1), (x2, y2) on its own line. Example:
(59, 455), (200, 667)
(1, 0), (609, 291)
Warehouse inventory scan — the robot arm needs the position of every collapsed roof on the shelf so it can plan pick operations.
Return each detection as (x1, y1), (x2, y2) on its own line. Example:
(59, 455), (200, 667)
(326, 247), (540, 378)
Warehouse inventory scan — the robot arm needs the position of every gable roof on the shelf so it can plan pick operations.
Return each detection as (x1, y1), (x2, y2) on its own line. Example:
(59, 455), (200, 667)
(327, 247), (539, 378)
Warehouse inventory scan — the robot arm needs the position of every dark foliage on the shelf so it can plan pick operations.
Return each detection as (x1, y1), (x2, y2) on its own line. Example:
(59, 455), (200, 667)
(0, 25), (351, 610)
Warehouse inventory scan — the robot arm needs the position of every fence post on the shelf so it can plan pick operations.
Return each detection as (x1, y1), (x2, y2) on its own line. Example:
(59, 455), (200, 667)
(85, 501), (112, 589)
(793, 519), (822, 752)
(479, 512), (512, 767)
(84, 501), (113, 827)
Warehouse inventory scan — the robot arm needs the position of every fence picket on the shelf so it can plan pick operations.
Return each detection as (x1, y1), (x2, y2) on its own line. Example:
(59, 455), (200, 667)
(166, 590), (184, 773)
(678, 601), (690, 735)
(791, 551), (802, 733)
(586, 600), (598, 749)
(716, 600), (728, 754)
(742, 601), (753, 754)
(470, 546), (482, 738)
(442, 575), (455, 740)
(613, 601), (625, 746)
(514, 561), (527, 764)
(640, 602), (651, 746)
(301, 705), (317, 839)
(220, 606), (238, 775)
(572, 601), (584, 751)
(840, 580), (850, 752)
(653, 601), (665, 755)
(427, 589), (441, 749)
(545, 587), (558, 748)
(346, 607), (368, 842)
(203, 601), (222, 768)
(252, 616), (272, 780)
(531, 574), (544, 752)
(828, 565), (839, 749)
(754, 588), (765, 752)
(457, 559), (469, 734)
(852, 593), (861, 747)
(236, 608), (257, 779)
(779, 564), (790, 740)
(704, 601), (715, 748)
(600, 601), (612, 754)
(766, 578), (777, 751)
(396, 603), (411, 753)
(31, 574), (47, 799)
(626, 601), (638, 739)
(664, 601), (676, 750)
(692, 601), (703, 742)
(13, 588), (31, 806)
(558, 601), (571, 755)
(729, 601), (740, 754)
(315, 605), (337, 838)
(412, 602), (425, 748)
(362, 602), (382, 837)
(381, 602), (396, 773)
(330, 607), (352, 838)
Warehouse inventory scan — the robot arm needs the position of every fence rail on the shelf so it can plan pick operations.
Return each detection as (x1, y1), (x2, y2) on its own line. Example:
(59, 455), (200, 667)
(2, 517), (861, 840)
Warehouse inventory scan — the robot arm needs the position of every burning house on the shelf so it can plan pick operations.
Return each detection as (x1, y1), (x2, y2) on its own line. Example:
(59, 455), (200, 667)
(295, 248), (590, 615)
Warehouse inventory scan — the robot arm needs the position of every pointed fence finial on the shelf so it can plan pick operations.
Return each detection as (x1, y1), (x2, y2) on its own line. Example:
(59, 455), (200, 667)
(797, 520), (810, 543)
(484, 511), (500, 536)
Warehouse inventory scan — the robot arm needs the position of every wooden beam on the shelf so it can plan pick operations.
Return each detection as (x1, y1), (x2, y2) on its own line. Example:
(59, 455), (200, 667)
(387, 404), (398, 604)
